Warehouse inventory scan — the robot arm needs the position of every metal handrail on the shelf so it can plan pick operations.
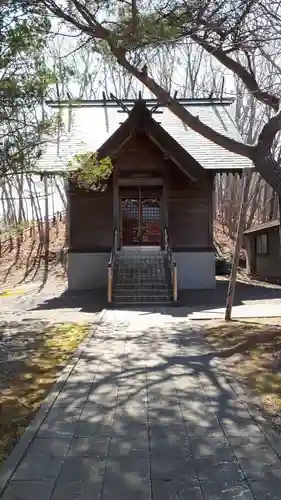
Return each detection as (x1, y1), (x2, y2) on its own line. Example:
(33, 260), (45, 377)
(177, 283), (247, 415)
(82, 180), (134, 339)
(164, 227), (178, 302)
(108, 228), (118, 303)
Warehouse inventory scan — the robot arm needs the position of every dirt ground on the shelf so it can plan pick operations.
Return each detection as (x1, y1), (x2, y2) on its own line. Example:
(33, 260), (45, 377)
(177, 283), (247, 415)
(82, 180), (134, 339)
(0, 221), (67, 290)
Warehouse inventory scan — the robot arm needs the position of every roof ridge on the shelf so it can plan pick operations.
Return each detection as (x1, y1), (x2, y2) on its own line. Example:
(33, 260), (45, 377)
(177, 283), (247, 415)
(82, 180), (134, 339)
(46, 98), (235, 108)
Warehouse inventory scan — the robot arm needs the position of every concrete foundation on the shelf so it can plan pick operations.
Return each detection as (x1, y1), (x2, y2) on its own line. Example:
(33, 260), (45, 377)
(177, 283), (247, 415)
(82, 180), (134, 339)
(68, 250), (216, 291)
(174, 251), (216, 290)
(68, 252), (109, 290)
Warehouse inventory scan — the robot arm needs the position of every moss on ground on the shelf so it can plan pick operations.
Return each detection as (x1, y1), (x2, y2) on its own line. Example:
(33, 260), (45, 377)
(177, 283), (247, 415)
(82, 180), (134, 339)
(0, 322), (89, 464)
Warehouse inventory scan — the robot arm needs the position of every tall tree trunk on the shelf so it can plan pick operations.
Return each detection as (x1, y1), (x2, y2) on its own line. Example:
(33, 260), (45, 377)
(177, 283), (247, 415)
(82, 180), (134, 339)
(253, 148), (281, 197)
(225, 171), (252, 321)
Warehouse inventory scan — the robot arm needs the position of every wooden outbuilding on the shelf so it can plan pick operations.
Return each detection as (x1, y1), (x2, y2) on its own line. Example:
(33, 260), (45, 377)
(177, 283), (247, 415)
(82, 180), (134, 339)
(244, 220), (281, 283)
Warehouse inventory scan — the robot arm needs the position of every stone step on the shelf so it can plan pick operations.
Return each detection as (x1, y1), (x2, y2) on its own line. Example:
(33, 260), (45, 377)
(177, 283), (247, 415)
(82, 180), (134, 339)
(114, 281), (170, 291)
(114, 289), (171, 297)
(113, 296), (172, 304)
(116, 256), (164, 260)
(115, 269), (166, 274)
(113, 249), (171, 305)
(115, 280), (168, 286)
(116, 274), (167, 277)
(116, 270), (166, 274)
(117, 248), (162, 257)
(116, 264), (167, 267)
(115, 274), (168, 279)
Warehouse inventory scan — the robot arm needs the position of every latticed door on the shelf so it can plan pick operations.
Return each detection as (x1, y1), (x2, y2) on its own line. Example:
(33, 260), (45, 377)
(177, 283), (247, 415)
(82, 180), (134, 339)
(121, 187), (161, 245)
(141, 197), (161, 245)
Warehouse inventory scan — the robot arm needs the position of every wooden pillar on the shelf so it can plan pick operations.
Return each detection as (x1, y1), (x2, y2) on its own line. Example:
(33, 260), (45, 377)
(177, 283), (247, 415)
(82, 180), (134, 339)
(113, 164), (120, 248)
(208, 172), (215, 247)
(44, 175), (49, 247)
(162, 157), (169, 248)
(64, 177), (70, 248)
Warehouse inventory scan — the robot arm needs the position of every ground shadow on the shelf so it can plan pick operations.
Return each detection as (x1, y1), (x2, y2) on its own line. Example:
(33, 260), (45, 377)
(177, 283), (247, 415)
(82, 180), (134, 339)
(30, 289), (107, 314)
(179, 277), (281, 311)
(3, 320), (280, 499)
(30, 276), (281, 318)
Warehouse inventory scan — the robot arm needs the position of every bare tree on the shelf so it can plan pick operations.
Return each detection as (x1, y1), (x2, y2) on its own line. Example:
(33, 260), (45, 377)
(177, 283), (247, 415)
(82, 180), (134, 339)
(34, 0), (281, 195)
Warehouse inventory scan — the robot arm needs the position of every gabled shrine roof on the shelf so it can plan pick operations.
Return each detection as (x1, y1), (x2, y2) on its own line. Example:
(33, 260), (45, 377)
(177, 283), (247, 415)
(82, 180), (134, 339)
(38, 98), (253, 173)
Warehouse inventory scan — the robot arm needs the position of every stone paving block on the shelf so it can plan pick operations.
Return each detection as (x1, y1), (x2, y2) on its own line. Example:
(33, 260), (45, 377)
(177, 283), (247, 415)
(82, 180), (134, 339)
(149, 419), (186, 438)
(178, 398), (213, 413)
(25, 437), (71, 457)
(109, 435), (149, 456)
(148, 407), (183, 422)
(201, 481), (255, 499)
(82, 402), (116, 417)
(149, 433), (190, 458)
(87, 384), (119, 401)
(176, 388), (207, 403)
(116, 389), (147, 403)
(110, 427), (148, 444)
(151, 478), (203, 500)
(106, 455), (150, 479)
(226, 432), (270, 449)
(54, 390), (89, 408)
(114, 410), (147, 427)
(86, 393), (118, 408)
(147, 393), (179, 406)
(66, 372), (96, 384)
(74, 410), (115, 437)
(233, 443), (278, 461)
(37, 406), (81, 438)
(111, 419), (148, 436)
(57, 457), (106, 483)
(239, 459), (281, 482)
(11, 454), (64, 481)
(220, 420), (263, 440)
(51, 479), (103, 500)
(59, 381), (92, 398)
(115, 400), (147, 414)
(249, 479), (281, 499)
(184, 418), (222, 436)
(109, 446), (149, 460)
(188, 431), (229, 452)
(256, 424), (281, 458)
(67, 436), (111, 457)
(0, 481), (55, 500)
(101, 473), (150, 500)
(150, 455), (197, 480)
(197, 460), (245, 487)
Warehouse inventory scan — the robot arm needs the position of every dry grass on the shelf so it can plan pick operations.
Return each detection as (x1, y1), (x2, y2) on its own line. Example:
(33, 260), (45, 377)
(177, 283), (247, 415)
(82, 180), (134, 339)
(201, 318), (281, 424)
(0, 321), (89, 464)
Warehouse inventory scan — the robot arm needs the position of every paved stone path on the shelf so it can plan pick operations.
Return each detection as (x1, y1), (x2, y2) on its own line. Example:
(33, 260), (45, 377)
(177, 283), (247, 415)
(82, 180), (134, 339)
(1, 309), (281, 499)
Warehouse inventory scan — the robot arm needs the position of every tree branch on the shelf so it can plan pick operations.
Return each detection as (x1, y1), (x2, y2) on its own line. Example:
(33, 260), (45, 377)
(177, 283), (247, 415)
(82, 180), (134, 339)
(190, 34), (280, 111)
(131, 0), (138, 32)
(42, 0), (96, 37)
(110, 47), (253, 159)
(258, 104), (281, 149)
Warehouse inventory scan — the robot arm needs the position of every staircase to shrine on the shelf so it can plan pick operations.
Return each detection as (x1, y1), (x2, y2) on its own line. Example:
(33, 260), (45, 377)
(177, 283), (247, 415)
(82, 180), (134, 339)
(111, 247), (173, 305)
